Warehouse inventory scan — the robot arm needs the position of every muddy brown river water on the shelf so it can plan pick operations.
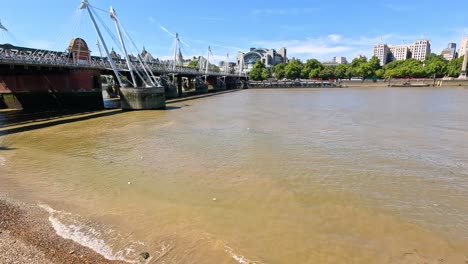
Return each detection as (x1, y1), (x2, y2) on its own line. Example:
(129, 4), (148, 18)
(1, 88), (467, 263)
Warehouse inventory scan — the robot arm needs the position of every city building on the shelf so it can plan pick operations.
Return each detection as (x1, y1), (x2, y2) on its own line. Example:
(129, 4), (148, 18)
(373, 39), (431, 65)
(355, 54), (367, 60)
(322, 56), (348, 66)
(237, 47), (287, 72)
(333, 56), (348, 64)
(109, 47), (121, 60)
(459, 37), (468, 58)
(389, 45), (411, 61)
(140, 46), (157, 63)
(441, 43), (457, 61)
(410, 39), (431, 61)
(218, 61), (236, 74)
(373, 44), (390, 66)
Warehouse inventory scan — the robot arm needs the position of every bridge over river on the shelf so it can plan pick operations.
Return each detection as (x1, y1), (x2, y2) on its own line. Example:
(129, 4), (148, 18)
(0, 1), (247, 110)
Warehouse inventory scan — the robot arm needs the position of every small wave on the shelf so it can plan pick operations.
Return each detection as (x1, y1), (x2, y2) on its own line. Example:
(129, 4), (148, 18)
(38, 203), (140, 263)
(225, 246), (264, 264)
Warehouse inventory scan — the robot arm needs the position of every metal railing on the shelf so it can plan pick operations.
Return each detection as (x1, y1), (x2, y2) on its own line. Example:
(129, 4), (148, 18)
(0, 50), (239, 77)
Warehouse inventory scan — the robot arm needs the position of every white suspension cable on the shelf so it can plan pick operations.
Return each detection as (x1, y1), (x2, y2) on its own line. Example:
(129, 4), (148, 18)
(79, 0), (123, 87)
(110, 6), (137, 87)
(117, 20), (157, 86)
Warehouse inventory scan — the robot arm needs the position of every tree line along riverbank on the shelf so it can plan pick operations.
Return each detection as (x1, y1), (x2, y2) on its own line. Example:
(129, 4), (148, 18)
(248, 54), (464, 81)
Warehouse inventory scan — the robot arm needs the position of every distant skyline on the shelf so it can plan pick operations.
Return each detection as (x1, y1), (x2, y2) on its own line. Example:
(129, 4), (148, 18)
(1, 0), (468, 64)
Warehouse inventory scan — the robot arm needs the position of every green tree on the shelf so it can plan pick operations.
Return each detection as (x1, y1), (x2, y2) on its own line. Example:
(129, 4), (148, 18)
(357, 63), (373, 79)
(383, 59), (424, 78)
(308, 68), (321, 79)
(120, 75), (129, 85)
(301, 59), (323, 79)
(367, 56), (381, 77)
(187, 60), (198, 68)
(272, 63), (286, 79)
(285, 59), (303, 79)
(447, 56), (464, 77)
(261, 68), (270, 80)
(212, 65), (221, 73)
(334, 64), (349, 79)
(249, 60), (267, 81)
(319, 66), (335, 79)
(350, 56), (367, 78)
(375, 69), (385, 79)
(345, 65), (355, 79)
(424, 54), (447, 77)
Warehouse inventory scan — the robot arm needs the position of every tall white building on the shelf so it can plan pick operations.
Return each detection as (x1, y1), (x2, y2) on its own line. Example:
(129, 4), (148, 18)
(373, 44), (390, 66)
(333, 56), (348, 64)
(373, 39), (431, 65)
(389, 45), (411, 61)
(411, 39), (431, 61)
(459, 37), (468, 58)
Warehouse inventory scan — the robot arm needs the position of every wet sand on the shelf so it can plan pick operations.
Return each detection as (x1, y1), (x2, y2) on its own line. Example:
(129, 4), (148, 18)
(0, 196), (125, 264)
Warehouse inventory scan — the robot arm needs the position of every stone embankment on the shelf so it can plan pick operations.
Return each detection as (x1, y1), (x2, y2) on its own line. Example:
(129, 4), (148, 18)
(341, 78), (468, 88)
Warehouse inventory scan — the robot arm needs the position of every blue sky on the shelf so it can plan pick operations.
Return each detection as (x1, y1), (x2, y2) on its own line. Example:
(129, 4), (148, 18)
(1, 0), (467, 64)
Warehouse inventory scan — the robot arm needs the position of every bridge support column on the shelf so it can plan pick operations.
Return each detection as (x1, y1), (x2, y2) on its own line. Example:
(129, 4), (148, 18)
(176, 76), (183, 97)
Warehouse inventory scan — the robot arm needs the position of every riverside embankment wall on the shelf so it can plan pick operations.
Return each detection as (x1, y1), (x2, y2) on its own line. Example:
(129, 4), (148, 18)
(341, 79), (468, 88)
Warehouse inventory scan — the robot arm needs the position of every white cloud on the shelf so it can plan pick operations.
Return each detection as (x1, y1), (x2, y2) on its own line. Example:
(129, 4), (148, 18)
(327, 34), (342, 42)
(257, 40), (352, 58)
(252, 33), (427, 61)
(148, 16), (156, 23)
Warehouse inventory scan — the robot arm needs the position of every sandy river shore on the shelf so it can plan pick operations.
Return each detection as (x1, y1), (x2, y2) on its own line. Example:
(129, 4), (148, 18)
(0, 196), (125, 264)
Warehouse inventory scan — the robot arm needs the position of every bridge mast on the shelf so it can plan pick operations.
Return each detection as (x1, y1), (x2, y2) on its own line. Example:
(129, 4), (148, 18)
(205, 46), (211, 82)
(173, 33), (180, 72)
(460, 49), (468, 79)
(238, 54), (244, 78)
(110, 7), (138, 88)
(225, 53), (229, 74)
(79, 0), (123, 87)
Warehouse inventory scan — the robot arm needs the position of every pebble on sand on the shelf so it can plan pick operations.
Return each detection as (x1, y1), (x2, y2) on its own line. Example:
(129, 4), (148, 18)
(140, 252), (150, 259)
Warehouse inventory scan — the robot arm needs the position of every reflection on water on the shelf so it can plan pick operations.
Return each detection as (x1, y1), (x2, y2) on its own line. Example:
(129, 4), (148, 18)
(1, 88), (468, 263)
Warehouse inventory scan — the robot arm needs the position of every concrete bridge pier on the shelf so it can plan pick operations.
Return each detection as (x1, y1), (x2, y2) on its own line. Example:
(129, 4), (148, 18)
(176, 76), (183, 97)
(195, 77), (208, 94)
(187, 77), (193, 91)
(205, 77), (216, 91)
(225, 77), (237, 90)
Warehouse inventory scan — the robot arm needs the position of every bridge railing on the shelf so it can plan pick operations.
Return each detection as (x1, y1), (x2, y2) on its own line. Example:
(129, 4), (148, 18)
(0, 49), (239, 77)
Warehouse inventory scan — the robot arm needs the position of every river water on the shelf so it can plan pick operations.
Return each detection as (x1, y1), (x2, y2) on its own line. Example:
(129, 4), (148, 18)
(1, 88), (468, 263)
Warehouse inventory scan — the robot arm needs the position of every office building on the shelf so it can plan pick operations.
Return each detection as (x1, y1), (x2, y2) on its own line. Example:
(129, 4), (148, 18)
(441, 43), (457, 60)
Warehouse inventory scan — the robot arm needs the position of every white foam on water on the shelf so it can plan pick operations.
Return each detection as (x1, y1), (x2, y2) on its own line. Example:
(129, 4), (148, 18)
(38, 204), (138, 263)
(225, 246), (263, 264)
